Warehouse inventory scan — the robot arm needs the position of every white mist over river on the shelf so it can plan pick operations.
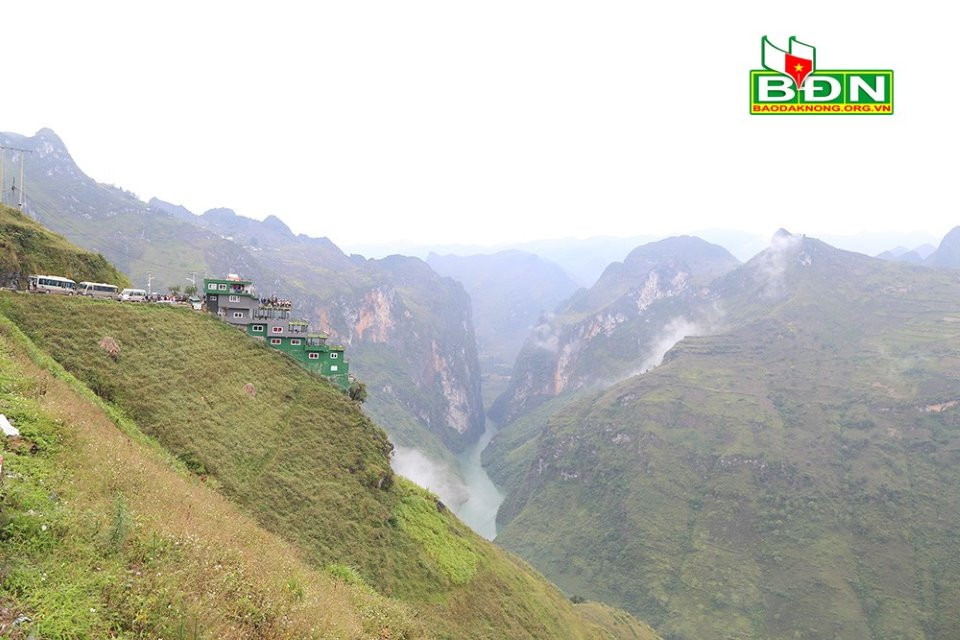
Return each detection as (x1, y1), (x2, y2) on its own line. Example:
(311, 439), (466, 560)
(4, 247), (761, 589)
(392, 421), (504, 540)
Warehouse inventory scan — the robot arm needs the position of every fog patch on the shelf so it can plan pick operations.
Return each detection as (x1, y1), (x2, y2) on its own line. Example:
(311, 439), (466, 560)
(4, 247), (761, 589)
(530, 314), (560, 352)
(392, 447), (469, 509)
(755, 231), (803, 298)
(638, 316), (702, 374)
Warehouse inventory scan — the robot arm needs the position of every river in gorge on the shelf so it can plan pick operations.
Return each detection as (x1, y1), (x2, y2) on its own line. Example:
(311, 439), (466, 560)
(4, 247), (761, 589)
(391, 420), (505, 540)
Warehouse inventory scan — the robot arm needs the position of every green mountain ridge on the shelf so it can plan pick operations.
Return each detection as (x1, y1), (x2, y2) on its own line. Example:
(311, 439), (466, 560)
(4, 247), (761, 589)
(485, 232), (960, 639)
(0, 207), (658, 639)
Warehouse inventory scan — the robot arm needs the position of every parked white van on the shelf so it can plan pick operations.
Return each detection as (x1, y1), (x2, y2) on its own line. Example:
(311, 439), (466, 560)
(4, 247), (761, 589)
(118, 288), (147, 302)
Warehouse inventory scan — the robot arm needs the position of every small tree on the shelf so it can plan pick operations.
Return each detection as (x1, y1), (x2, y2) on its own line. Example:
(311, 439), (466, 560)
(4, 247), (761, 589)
(184, 284), (198, 297)
(348, 380), (367, 404)
(168, 284), (181, 296)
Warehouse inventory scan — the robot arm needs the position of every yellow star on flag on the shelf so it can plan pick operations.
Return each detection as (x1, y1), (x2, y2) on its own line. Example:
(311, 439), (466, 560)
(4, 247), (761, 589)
(794, 63), (805, 72)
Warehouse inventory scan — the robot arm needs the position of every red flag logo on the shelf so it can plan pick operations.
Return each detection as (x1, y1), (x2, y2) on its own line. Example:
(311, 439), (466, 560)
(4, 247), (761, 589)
(762, 36), (816, 88)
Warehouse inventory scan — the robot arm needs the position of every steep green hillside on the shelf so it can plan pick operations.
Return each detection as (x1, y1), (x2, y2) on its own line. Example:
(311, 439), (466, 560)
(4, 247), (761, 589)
(0, 312), (420, 639)
(488, 234), (960, 639)
(0, 204), (129, 289)
(0, 292), (655, 639)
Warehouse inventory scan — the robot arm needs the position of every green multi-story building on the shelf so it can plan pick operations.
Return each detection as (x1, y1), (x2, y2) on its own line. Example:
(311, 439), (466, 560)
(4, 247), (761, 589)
(203, 276), (350, 389)
(203, 277), (259, 324)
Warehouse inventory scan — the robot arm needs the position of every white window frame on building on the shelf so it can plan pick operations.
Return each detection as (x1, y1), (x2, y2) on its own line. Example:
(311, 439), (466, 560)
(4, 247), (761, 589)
(270, 338), (282, 345)
(219, 284), (228, 291)
(308, 352), (320, 360)
(290, 338), (301, 345)
(229, 295), (239, 302)
(251, 324), (264, 332)
(272, 326), (283, 334)
(330, 365), (338, 371)
(330, 352), (339, 359)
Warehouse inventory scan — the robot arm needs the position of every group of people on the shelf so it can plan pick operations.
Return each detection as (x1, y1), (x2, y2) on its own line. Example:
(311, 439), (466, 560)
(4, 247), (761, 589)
(259, 296), (292, 309)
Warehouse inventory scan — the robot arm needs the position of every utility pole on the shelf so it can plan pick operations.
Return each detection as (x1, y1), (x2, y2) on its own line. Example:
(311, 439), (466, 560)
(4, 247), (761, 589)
(146, 273), (156, 296)
(0, 146), (33, 210)
(0, 146), (5, 207)
(18, 148), (26, 210)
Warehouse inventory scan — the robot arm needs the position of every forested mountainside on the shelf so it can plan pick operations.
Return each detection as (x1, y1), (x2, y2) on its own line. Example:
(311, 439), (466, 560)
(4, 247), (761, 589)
(485, 232), (960, 639)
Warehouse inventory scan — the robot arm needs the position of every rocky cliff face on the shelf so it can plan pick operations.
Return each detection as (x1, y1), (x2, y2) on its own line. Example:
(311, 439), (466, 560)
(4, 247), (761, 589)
(490, 237), (739, 425)
(427, 251), (580, 405)
(298, 255), (485, 450)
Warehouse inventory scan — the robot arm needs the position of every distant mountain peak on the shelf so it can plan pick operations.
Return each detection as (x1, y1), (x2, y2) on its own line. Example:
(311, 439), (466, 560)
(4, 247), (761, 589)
(262, 214), (292, 236)
(34, 127), (64, 143)
(925, 225), (960, 268)
(203, 207), (239, 220)
(32, 128), (74, 162)
(148, 198), (197, 222)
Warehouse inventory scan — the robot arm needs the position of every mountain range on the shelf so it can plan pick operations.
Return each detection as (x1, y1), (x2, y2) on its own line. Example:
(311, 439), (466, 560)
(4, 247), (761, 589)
(1, 128), (485, 461)
(484, 231), (960, 639)
(5, 125), (960, 639)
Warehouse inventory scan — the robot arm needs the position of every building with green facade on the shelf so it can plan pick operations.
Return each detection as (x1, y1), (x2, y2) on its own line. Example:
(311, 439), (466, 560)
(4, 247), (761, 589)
(203, 277), (259, 324)
(203, 276), (351, 389)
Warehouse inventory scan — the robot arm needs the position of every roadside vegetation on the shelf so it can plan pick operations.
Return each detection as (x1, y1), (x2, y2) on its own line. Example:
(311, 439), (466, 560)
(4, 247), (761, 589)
(0, 204), (129, 290)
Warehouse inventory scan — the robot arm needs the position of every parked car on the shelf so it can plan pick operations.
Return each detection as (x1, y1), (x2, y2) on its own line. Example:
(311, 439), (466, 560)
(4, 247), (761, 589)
(118, 288), (147, 302)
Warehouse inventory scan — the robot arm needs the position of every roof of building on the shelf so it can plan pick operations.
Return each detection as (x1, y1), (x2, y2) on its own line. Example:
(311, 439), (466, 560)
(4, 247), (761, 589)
(204, 277), (253, 286)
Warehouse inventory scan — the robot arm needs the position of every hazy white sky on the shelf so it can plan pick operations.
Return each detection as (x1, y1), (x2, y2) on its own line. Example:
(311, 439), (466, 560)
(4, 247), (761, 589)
(2, 1), (956, 249)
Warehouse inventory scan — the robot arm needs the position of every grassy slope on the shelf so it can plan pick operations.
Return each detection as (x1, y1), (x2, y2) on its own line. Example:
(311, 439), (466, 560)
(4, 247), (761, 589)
(0, 204), (129, 289)
(491, 241), (960, 639)
(0, 313), (419, 639)
(0, 293), (655, 640)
